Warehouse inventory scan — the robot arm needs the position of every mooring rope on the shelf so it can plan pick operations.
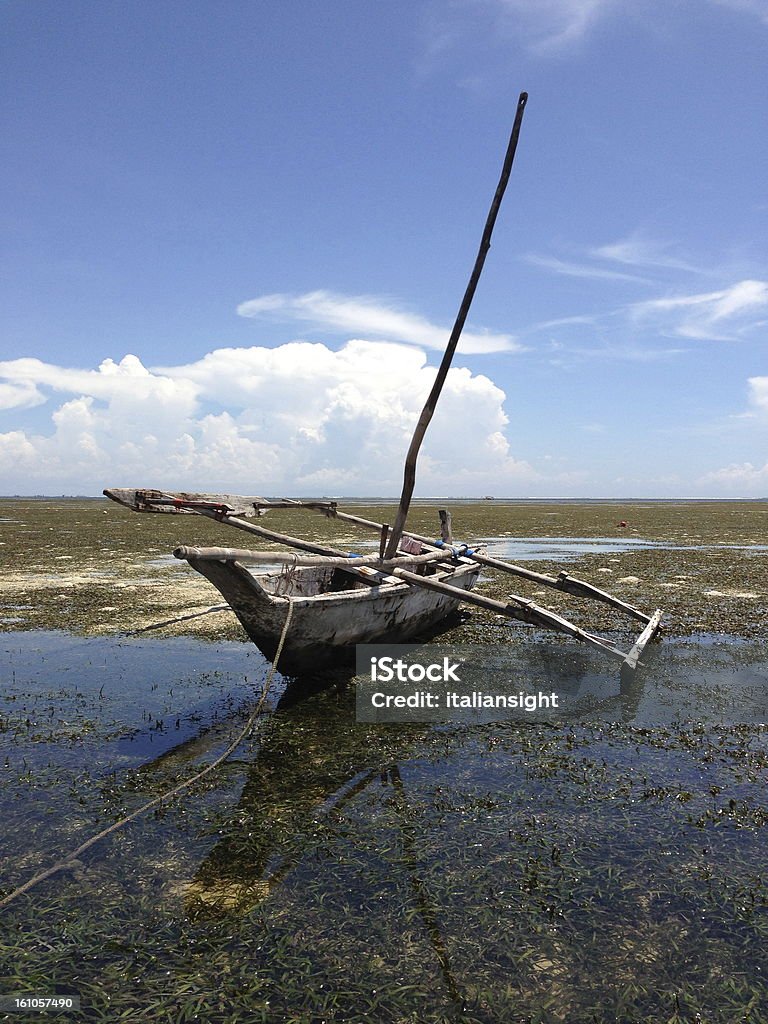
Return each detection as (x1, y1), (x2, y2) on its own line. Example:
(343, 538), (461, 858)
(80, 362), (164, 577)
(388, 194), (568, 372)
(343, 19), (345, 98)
(0, 599), (296, 912)
(129, 603), (231, 635)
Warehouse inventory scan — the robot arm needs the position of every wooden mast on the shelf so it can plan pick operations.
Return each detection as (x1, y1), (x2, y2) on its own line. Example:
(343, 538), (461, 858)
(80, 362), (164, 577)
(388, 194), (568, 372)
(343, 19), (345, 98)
(384, 91), (529, 559)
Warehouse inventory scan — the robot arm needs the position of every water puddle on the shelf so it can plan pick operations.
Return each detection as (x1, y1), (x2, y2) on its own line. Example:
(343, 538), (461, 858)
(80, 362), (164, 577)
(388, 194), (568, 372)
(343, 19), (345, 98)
(144, 534), (768, 576)
(480, 535), (768, 562)
(480, 535), (674, 560)
(145, 555), (191, 568)
(2, 628), (767, 1020)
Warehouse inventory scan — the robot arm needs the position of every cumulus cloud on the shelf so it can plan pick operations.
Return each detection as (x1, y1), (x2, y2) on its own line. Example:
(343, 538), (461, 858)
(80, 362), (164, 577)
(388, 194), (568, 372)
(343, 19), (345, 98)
(0, 341), (536, 495)
(630, 280), (768, 340)
(0, 354), (199, 415)
(747, 376), (768, 415)
(237, 290), (521, 355)
(0, 380), (46, 412)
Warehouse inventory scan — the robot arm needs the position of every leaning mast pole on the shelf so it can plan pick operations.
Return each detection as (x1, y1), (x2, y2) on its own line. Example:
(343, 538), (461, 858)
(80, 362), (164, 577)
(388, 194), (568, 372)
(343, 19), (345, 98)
(384, 91), (529, 559)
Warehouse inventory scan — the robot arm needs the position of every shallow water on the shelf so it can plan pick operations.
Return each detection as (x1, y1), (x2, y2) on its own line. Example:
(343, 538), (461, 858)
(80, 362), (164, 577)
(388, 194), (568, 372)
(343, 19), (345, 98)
(2, 629), (767, 1021)
(0, 631), (272, 768)
(356, 636), (768, 727)
(482, 534), (673, 560)
(481, 534), (768, 562)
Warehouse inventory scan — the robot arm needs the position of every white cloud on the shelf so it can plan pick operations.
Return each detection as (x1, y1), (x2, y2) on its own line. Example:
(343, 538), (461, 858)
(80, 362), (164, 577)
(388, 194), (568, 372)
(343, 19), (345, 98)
(236, 290), (521, 355)
(481, 0), (768, 54)
(528, 311), (688, 363)
(700, 461), (768, 491)
(568, 343), (688, 362)
(526, 254), (648, 284)
(630, 280), (768, 340)
(0, 354), (199, 415)
(533, 314), (599, 330)
(0, 431), (38, 469)
(591, 234), (701, 274)
(0, 380), (46, 412)
(711, 0), (768, 25)
(747, 376), (768, 415)
(0, 341), (536, 496)
(527, 232), (705, 295)
(697, 376), (768, 492)
(487, 0), (618, 52)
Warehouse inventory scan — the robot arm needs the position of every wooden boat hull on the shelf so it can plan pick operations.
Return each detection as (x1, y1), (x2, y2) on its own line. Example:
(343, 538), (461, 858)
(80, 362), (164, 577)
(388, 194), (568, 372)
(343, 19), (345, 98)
(187, 556), (481, 676)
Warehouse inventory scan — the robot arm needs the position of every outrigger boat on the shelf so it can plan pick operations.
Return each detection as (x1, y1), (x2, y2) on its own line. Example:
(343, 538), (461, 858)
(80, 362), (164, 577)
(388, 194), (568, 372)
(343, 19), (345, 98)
(104, 488), (662, 680)
(104, 94), (662, 679)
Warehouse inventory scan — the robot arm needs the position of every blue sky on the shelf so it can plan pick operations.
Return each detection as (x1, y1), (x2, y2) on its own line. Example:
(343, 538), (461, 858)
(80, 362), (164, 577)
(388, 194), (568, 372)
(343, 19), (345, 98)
(1, 0), (766, 497)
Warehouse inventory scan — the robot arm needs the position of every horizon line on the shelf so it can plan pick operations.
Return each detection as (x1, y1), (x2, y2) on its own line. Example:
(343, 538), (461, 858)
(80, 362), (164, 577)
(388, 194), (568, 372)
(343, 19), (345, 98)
(1, 493), (766, 503)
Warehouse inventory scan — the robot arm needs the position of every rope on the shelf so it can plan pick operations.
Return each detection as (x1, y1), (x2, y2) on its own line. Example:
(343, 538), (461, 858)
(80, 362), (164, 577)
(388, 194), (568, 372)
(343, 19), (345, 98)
(129, 603), (231, 634)
(0, 599), (296, 912)
(275, 552), (301, 596)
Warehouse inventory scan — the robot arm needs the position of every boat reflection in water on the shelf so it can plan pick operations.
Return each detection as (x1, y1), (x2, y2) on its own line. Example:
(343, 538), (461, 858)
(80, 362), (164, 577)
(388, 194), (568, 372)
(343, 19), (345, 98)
(169, 641), (659, 920)
(179, 673), (420, 918)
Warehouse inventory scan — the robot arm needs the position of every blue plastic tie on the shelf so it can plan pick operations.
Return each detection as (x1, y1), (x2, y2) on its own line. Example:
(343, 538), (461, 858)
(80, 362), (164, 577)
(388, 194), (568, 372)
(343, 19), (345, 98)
(434, 539), (474, 559)
(435, 538), (474, 559)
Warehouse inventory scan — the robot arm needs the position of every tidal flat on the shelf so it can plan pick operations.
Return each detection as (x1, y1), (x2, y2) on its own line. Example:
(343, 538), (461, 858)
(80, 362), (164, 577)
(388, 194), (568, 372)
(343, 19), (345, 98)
(1, 497), (767, 1022)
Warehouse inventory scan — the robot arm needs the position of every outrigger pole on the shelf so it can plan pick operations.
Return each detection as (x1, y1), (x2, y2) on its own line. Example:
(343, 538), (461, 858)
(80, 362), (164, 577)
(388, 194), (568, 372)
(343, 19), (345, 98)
(384, 91), (529, 559)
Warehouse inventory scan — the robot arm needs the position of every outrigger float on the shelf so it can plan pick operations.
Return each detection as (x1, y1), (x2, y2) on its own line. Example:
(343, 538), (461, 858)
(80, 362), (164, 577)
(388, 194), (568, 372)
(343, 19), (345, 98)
(105, 93), (662, 679)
